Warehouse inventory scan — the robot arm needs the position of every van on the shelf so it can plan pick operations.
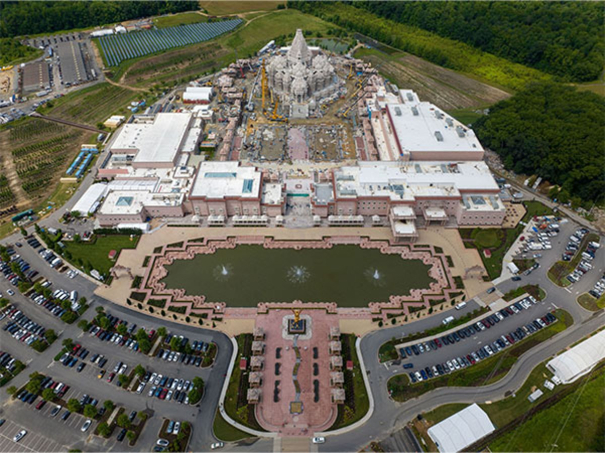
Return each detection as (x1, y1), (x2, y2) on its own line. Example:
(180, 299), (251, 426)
(455, 302), (467, 310)
(70, 290), (78, 303)
(442, 316), (454, 325)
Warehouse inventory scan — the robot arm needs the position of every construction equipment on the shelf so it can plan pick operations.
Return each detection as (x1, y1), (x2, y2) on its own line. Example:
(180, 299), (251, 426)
(261, 59), (267, 112)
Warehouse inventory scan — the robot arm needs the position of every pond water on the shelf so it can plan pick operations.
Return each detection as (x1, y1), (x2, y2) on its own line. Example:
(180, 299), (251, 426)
(160, 245), (436, 307)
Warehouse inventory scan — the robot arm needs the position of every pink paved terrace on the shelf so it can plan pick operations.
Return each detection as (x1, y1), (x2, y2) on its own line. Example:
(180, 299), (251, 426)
(251, 310), (341, 435)
(133, 236), (459, 324)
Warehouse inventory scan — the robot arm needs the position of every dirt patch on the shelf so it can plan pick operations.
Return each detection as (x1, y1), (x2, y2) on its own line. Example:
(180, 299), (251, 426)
(360, 51), (511, 110)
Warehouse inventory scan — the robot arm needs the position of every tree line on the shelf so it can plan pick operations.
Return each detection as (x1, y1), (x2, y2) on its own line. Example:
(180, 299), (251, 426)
(0, 1), (199, 38)
(339, 1), (604, 83)
(474, 83), (605, 206)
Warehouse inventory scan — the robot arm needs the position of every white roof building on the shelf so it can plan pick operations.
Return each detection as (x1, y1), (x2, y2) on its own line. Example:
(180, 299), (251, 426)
(109, 112), (193, 166)
(183, 86), (213, 103)
(385, 103), (484, 160)
(427, 404), (496, 453)
(547, 329), (605, 384)
(333, 161), (500, 202)
(190, 162), (261, 200)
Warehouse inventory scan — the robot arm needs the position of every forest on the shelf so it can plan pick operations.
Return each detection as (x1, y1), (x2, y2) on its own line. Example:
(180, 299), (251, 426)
(0, 38), (41, 66)
(474, 83), (605, 206)
(290, 1), (604, 83)
(288, 1), (550, 91)
(0, 1), (198, 38)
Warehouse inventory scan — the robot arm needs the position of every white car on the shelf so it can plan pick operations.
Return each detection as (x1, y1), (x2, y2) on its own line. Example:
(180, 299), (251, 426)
(211, 442), (224, 450)
(312, 437), (325, 444)
(173, 422), (181, 435)
(13, 430), (27, 442)
(81, 420), (92, 432)
(157, 439), (169, 447)
(7, 289), (15, 296)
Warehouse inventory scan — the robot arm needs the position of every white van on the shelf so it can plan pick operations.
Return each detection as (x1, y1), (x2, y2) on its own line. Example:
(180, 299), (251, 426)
(442, 316), (455, 325)
(455, 302), (467, 310)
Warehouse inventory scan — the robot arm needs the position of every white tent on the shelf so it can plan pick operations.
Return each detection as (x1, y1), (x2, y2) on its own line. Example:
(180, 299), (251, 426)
(428, 404), (495, 453)
(547, 329), (605, 384)
(71, 183), (108, 215)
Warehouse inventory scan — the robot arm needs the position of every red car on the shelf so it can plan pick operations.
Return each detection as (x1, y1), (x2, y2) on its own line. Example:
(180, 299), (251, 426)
(36, 400), (46, 410)
(159, 388), (168, 400)
(107, 372), (115, 383)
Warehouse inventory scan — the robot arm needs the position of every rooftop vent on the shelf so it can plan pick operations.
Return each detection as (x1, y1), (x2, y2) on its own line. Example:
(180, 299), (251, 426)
(435, 111), (444, 119)
(394, 106), (402, 116)
(456, 126), (466, 137)
(411, 106), (419, 116)
(446, 118), (453, 127)
(434, 131), (444, 142)
(406, 92), (414, 102)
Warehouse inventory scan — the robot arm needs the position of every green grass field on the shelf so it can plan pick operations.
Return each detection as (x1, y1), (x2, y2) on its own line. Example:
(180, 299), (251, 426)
(446, 108), (485, 126)
(153, 12), (208, 28)
(64, 235), (139, 274)
(200, 1), (285, 15)
(490, 369), (604, 452)
(577, 292), (605, 311)
(212, 411), (252, 442)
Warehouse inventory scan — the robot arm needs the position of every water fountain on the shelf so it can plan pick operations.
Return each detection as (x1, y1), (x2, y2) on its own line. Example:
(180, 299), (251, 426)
(287, 265), (310, 284)
(365, 267), (386, 287)
(212, 264), (233, 282)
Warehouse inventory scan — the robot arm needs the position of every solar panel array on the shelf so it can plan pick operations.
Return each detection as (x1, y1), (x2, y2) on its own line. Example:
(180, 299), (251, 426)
(98, 19), (242, 66)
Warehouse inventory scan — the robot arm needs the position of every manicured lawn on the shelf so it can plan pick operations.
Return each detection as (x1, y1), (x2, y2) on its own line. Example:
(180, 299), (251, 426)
(472, 229), (501, 248)
(577, 292), (605, 312)
(64, 234), (139, 274)
(378, 342), (398, 363)
(489, 369), (604, 452)
(154, 12), (207, 28)
(213, 411), (252, 442)
(388, 309), (572, 401)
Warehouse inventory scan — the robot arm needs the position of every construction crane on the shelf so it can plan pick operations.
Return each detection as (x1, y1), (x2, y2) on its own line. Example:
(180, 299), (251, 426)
(261, 59), (267, 112)
(245, 58), (263, 111)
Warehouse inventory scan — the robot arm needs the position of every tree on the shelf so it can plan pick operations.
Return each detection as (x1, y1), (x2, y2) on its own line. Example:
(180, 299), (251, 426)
(6, 385), (17, 395)
(126, 430), (136, 442)
(61, 299), (72, 311)
(103, 400), (115, 411)
(116, 413), (131, 429)
(67, 399), (81, 413)
(0, 298), (8, 308)
(192, 377), (204, 390)
(20, 226), (27, 236)
(99, 315), (111, 330)
(137, 411), (147, 421)
(97, 422), (111, 438)
(170, 336), (182, 352)
(136, 328), (148, 342)
(116, 323), (127, 336)
(62, 338), (74, 350)
(78, 320), (91, 332)
(134, 364), (145, 377)
(42, 388), (56, 401)
(138, 338), (151, 354)
(83, 404), (98, 418)
(157, 327), (167, 338)
(118, 373), (130, 388)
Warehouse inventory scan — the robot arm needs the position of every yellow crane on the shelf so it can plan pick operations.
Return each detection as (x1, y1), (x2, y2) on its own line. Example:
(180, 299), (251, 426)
(261, 59), (267, 112)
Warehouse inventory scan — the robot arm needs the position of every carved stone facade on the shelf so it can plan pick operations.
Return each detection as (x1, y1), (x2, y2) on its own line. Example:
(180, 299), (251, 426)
(267, 29), (337, 103)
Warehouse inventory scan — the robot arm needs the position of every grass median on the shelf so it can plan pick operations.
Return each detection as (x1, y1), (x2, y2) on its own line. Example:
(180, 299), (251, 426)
(387, 309), (572, 401)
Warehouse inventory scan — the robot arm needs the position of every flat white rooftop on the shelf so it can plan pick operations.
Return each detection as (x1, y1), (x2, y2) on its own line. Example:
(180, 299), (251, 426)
(334, 161), (500, 201)
(386, 102), (483, 154)
(110, 112), (192, 164)
(190, 161), (261, 199)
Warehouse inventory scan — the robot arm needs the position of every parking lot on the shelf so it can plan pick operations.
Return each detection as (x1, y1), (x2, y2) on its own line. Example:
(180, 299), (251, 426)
(391, 295), (560, 381)
(0, 419), (65, 452)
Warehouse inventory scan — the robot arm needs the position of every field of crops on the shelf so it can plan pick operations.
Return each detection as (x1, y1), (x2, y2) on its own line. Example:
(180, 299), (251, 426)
(99, 19), (242, 66)
(0, 119), (85, 215)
